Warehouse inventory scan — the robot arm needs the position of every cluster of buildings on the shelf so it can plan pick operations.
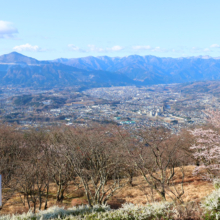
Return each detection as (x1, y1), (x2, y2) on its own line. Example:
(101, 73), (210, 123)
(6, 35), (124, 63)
(0, 84), (218, 131)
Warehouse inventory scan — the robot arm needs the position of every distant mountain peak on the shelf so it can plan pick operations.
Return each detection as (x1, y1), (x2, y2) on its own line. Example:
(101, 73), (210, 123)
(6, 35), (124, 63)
(1, 52), (220, 88)
(0, 52), (43, 65)
(9, 51), (23, 55)
(2, 51), (33, 58)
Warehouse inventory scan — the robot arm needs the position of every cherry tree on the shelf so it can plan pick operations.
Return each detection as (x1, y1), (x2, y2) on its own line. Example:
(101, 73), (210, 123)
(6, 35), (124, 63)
(190, 110), (220, 179)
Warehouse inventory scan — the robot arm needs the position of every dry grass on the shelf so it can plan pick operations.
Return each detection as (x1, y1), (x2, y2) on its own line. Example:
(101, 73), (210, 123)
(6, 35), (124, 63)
(114, 166), (213, 205)
(0, 165), (214, 214)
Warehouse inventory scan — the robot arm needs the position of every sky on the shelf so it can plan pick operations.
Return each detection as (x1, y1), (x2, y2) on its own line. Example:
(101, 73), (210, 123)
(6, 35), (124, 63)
(1, 0), (220, 60)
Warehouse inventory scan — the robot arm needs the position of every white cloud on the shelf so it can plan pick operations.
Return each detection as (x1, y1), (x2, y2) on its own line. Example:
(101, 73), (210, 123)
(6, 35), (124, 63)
(0, 20), (18, 38)
(210, 44), (220, 48)
(204, 48), (211, 52)
(133, 45), (167, 52)
(152, 46), (162, 52)
(191, 46), (214, 53)
(132, 45), (151, 50)
(88, 44), (105, 52)
(68, 44), (123, 53)
(68, 44), (85, 52)
(89, 45), (123, 52)
(13, 43), (45, 52)
(192, 47), (201, 52)
(109, 45), (123, 51)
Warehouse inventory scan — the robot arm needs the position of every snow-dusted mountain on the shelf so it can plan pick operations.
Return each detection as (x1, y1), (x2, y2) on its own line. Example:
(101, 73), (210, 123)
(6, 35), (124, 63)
(1, 52), (220, 88)
(54, 55), (220, 84)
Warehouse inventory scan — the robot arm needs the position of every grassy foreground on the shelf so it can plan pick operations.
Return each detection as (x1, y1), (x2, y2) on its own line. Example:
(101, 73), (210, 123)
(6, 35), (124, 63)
(0, 203), (174, 220)
(0, 166), (218, 219)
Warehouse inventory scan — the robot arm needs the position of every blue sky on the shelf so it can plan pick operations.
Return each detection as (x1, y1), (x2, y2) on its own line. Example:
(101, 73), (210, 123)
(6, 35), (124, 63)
(1, 0), (220, 60)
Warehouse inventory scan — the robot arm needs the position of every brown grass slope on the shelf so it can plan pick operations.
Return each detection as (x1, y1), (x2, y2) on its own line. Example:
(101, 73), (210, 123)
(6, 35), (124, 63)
(0, 165), (214, 215)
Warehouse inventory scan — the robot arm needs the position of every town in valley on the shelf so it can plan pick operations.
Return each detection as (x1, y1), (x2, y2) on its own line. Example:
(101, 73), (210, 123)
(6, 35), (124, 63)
(0, 82), (218, 131)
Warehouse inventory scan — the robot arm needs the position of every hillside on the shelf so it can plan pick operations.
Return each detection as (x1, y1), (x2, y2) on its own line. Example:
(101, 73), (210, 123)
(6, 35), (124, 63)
(1, 166), (214, 215)
(54, 55), (220, 84)
(0, 52), (48, 65)
(0, 52), (135, 88)
(173, 80), (220, 96)
(0, 124), (218, 220)
(2, 52), (220, 88)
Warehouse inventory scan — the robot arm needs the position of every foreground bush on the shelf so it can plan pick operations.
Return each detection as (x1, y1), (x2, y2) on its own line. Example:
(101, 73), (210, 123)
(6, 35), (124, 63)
(81, 203), (172, 220)
(0, 202), (172, 220)
(201, 180), (220, 220)
(0, 205), (108, 220)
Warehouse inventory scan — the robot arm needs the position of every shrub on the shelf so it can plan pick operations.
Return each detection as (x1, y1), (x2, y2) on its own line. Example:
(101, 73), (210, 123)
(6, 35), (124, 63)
(0, 205), (109, 220)
(0, 202), (172, 220)
(201, 181), (220, 220)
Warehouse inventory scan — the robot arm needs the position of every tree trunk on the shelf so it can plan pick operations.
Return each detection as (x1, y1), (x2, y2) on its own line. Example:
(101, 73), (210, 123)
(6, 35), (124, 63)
(44, 184), (49, 210)
(56, 185), (65, 203)
(159, 190), (166, 201)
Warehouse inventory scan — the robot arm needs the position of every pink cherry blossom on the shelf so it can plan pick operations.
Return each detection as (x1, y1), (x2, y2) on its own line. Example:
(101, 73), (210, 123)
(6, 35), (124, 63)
(190, 110), (220, 179)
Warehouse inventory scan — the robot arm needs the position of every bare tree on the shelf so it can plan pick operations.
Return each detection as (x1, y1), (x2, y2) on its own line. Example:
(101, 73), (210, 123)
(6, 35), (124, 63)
(17, 129), (51, 213)
(119, 127), (185, 203)
(0, 125), (22, 211)
(64, 126), (128, 207)
(48, 128), (77, 203)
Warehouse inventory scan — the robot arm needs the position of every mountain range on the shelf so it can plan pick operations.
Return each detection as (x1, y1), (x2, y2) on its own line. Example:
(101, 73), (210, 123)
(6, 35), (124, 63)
(53, 55), (220, 84)
(0, 52), (134, 88)
(1, 52), (220, 88)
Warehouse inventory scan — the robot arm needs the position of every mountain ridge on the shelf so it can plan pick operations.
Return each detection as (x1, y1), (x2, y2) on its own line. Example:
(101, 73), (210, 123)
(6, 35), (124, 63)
(0, 52), (50, 65)
(53, 54), (220, 83)
(2, 52), (220, 88)
(0, 52), (135, 88)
